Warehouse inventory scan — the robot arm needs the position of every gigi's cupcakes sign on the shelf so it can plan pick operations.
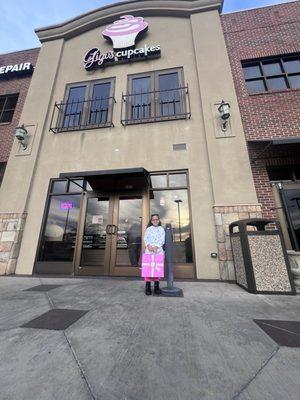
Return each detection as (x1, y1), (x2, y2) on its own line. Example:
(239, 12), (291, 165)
(83, 15), (161, 71)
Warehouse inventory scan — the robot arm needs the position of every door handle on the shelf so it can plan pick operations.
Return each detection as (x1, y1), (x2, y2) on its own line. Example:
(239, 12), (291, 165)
(111, 225), (118, 235)
(106, 225), (112, 235)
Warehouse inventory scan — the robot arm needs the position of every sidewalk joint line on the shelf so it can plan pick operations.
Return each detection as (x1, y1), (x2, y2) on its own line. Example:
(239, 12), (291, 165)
(63, 331), (97, 400)
(231, 346), (280, 400)
(38, 278), (96, 400)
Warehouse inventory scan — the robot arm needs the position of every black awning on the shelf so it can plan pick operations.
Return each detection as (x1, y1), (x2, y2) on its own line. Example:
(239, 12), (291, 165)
(60, 168), (149, 192)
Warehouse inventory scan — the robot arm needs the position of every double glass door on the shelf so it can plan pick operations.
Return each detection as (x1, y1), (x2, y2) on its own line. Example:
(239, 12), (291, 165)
(75, 192), (145, 276)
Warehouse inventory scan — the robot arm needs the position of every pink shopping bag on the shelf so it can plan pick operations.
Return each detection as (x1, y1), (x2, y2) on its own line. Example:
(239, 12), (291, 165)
(141, 253), (165, 278)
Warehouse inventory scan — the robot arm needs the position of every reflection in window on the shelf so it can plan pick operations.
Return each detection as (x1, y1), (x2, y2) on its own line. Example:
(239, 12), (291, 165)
(38, 195), (81, 261)
(131, 76), (151, 120)
(89, 82), (111, 125)
(282, 189), (300, 251)
(63, 86), (86, 128)
(169, 173), (187, 187)
(68, 179), (84, 193)
(0, 93), (19, 123)
(158, 72), (181, 116)
(150, 174), (167, 188)
(116, 196), (142, 267)
(150, 189), (193, 263)
(51, 180), (67, 194)
(246, 79), (266, 94)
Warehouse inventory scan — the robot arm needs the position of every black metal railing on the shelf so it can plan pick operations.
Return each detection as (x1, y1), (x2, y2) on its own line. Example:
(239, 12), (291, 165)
(121, 86), (191, 125)
(50, 96), (116, 133)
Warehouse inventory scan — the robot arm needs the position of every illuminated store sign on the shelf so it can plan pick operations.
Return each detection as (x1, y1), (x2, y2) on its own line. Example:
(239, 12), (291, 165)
(83, 15), (161, 70)
(0, 62), (34, 79)
(60, 201), (74, 210)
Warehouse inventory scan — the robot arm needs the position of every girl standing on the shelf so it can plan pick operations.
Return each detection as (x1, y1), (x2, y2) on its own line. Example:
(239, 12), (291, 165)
(143, 214), (165, 295)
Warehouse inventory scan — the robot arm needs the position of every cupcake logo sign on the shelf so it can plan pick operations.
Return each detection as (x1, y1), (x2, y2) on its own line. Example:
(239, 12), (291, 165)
(102, 15), (148, 50)
(83, 15), (161, 70)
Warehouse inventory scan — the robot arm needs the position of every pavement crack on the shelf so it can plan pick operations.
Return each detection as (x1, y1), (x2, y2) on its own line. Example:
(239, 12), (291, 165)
(231, 346), (280, 400)
(63, 331), (97, 400)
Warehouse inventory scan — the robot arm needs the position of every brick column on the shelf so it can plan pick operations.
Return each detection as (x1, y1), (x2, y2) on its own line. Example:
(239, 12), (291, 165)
(213, 204), (262, 280)
(0, 213), (27, 275)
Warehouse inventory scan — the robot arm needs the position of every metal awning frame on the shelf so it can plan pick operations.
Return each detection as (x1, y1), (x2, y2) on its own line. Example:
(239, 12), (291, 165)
(248, 137), (300, 164)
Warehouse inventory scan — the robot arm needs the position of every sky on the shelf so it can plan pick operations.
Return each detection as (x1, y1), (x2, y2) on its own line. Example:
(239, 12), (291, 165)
(0, 0), (296, 53)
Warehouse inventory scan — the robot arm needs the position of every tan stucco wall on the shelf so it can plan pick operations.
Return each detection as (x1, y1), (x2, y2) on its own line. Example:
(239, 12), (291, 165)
(0, 9), (258, 279)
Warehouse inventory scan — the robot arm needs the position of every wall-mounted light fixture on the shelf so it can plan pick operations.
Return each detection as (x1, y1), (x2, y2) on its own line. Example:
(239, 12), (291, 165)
(218, 100), (231, 131)
(15, 124), (28, 150)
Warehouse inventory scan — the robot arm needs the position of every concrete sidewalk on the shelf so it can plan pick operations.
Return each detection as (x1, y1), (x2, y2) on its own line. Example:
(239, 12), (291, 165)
(0, 277), (299, 400)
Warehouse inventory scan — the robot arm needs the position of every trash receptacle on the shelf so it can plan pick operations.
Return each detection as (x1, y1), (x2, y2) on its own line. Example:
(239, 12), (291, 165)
(229, 219), (295, 295)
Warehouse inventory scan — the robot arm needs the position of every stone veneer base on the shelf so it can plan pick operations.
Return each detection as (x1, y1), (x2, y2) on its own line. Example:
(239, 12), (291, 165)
(0, 213), (27, 275)
(213, 204), (262, 281)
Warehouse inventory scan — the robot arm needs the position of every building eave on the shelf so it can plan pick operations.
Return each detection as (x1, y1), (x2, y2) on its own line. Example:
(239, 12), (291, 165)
(35, 0), (224, 43)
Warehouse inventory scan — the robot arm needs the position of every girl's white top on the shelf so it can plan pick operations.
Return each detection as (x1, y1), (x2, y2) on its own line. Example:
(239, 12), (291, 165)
(144, 226), (165, 254)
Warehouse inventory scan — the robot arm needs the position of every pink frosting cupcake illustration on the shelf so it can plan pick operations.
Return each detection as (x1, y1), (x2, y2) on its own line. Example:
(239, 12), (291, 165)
(102, 15), (148, 49)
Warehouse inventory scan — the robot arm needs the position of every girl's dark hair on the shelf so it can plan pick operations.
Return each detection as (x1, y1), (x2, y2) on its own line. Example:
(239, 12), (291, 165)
(147, 214), (162, 227)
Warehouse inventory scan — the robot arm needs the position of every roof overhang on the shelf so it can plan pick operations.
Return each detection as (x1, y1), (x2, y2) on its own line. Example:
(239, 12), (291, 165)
(248, 137), (300, 164)
(35, 0), (224, 43)
(248, 137), (300, 146)
(60, 168), (149, 192)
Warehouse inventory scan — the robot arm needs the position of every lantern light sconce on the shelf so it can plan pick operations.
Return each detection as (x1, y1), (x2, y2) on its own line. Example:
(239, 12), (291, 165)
(218, 100), (231, 131)
(15, 124), (28, 150)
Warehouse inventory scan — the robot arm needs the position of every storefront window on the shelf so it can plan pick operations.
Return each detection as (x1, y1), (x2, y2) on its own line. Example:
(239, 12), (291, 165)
(38, 194), (81, 261)
(69, 179), (84, 193)
(169, 173), (187, 187)
(150, 172), (193, 263)
(150, 174), (167, 188)
(51, 180), (67, 193)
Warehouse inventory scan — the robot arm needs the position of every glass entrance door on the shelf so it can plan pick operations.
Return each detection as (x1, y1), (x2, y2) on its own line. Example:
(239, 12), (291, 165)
(109, 195), (143, 276)
(76, 192), (146, 276)
(77, 195), (112, 275)
(280, 182), (300, 251)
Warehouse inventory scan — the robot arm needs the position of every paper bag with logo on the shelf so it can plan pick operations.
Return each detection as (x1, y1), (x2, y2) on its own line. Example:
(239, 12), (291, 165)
(141, 253), (164, 278)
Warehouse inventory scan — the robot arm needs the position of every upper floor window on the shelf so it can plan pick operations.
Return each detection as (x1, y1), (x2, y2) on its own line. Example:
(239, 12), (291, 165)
(242, 55), (300, 94)
(0, 94), (19, 123)
(121, 68), (191, 125)
(50, 78), (116, 133)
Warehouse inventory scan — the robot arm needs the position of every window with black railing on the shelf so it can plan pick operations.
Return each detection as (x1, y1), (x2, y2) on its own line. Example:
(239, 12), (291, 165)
(121, 68), (191, 125)
(50, 79), (116, 133)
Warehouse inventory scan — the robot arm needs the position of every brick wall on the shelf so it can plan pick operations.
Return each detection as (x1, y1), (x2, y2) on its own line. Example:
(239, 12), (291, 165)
(0, 48), (39, 163)
(221, 1), (300, 141)
(221, 2), (300, 219)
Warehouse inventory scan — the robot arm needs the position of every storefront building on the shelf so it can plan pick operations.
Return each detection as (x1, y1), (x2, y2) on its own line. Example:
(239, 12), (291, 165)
(0, 0), (263, 279)
(0, 48), (39, 185)
(222, 1), (300, 270)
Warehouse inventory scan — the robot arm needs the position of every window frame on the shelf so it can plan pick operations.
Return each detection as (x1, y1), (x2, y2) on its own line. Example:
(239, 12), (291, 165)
(57, 78), (116, 132)
(124, 67), (188, 124)
(242, 54), (300, 95)
(0, 93), (19, 124)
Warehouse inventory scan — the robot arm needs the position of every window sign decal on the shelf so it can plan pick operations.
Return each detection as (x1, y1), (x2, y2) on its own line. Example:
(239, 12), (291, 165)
(60, 201), (74, 210)
(83, 15), (161, 71)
